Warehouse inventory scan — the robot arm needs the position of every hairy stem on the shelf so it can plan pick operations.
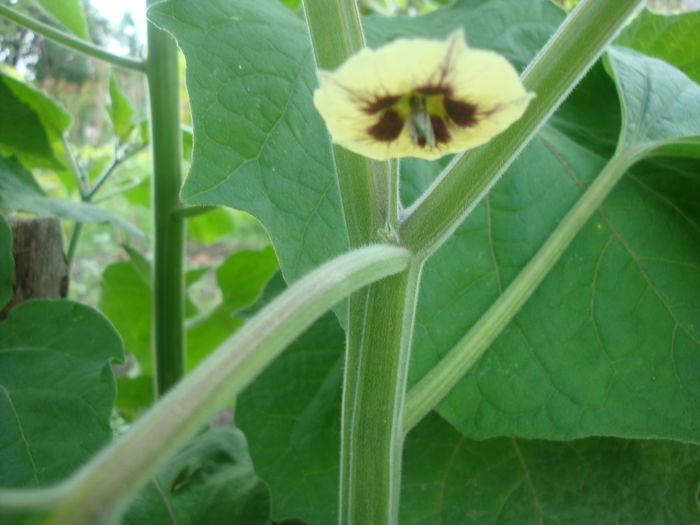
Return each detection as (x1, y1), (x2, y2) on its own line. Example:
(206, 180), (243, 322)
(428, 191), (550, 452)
(0, 5), (145, 72)
(342, 261), (422, 525)
(403, 152), (636, 432)
(399, 0), (645, 258)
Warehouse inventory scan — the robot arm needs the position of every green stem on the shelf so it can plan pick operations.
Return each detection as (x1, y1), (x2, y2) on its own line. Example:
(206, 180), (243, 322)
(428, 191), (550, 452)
(24, 245), (408, 525)
(302, 4), (411, 524)
(399, 0), (644, 258)
(86, 142), (148, 201)
(342, 261), (422, 525)
(146, 4), (186, 395)
(0, 5), (145, 72)
(65, 222), (83, 268)
(403, 152), (636, 432)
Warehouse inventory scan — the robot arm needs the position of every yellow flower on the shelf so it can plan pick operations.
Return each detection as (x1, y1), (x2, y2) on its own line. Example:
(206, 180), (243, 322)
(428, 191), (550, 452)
(313, 30), (534, 161)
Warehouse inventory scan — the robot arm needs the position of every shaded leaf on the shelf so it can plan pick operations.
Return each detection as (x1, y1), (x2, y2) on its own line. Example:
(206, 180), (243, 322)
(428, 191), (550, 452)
(401, 414), (700, 525)
(236, 313), (344, 524)
(35, 0), (89, 39)
(0, 300), (123, 487)
(124, 426), (270, 525)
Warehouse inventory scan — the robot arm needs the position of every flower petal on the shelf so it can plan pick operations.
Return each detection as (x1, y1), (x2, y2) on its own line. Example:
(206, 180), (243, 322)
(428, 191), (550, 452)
(313, 30), (533, 161)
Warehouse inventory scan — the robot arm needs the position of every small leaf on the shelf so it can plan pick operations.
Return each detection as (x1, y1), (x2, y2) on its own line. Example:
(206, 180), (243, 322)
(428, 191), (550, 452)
(187, 207), (236, 244)
(606, 46), (700, 156)
(0, 155), (145, 242)
(107, 76), (136, 145)
(116, 375), (154, 421)
(187, 247), (278, 367)
(99, 260), (152, 372)
(0, 300), (123, 487)
(124, 427), (271, 525)
(0, 216), (13, 310)
(34, 0), (89, 39)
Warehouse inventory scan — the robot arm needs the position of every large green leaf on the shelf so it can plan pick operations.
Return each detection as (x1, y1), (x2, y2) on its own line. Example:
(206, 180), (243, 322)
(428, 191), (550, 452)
(124, 427), (271, 525)
(236, 312), (700, 524)
(0, 216), (12, 310)
(616, 8), (700, 83)
(401, 414), (700, 525)
(34, 0), (88, 39)
(0, 155), (144, 241)
(148, 0), (562, 285)
(0, 300), (123, 487)
(0, 73), (69, 169)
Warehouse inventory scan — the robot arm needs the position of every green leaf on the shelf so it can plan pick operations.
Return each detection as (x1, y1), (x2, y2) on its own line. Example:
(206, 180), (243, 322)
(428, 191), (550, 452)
(149, 0), (562, 285)
(401, 414), (700, 525)
(99, 260), (152, 372)
(107, 76), (136, 145)
(237, 314), (700, 524)
(124, 426), (271, 525)
(0, 73), (69, 169)
(0, 300), (123, 487)
(34, 0), (89, 39)
(606, 46), (700, 156)
(187, 207), (236, 244)
(0, 155), (145, 242)
(616, 8), (700, 83)
(236, 312), (344, 524)
(187, 246), (278, 367)
(116, 375), (154, 421)
(0, 216), (13, 310)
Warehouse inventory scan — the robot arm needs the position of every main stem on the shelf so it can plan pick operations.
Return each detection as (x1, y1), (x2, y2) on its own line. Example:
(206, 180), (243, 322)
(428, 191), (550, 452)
(342, 262), (422, 524)
(303, 2), (414, 523)
(146, 3), (185, 395)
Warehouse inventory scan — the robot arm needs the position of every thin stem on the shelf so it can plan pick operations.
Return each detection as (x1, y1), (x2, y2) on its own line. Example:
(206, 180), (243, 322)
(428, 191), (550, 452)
(0, 5), (145, 72)
(146, 3), (186, 395)
(25, 245), (410, 525)
(86, 142), (148, 201)
(65, 222), (83, 269)
(403, 152), (636, 432)
(62, 135), (88, 200)
(341, 261), (422, 525)
(399, 0), (644, 258)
